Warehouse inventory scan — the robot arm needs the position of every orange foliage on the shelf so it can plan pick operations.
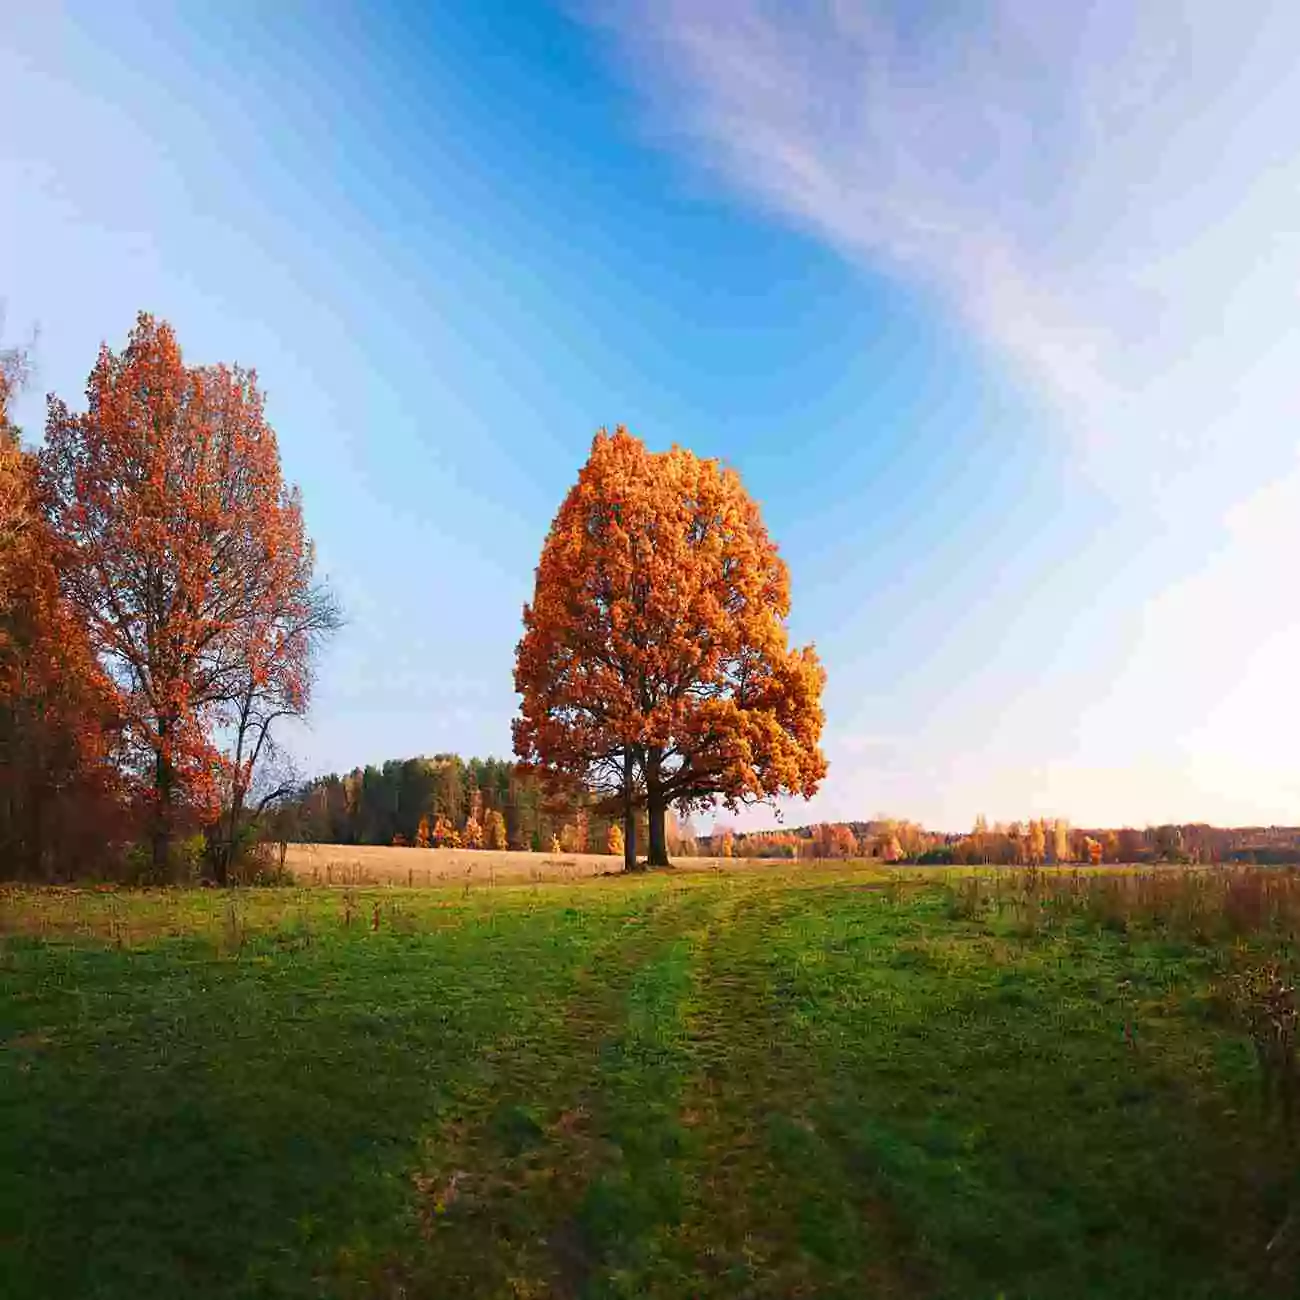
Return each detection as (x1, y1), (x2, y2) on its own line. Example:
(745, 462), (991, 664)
(485, 809), (507, 851)
(607, 822), (624, 856)
(812, 822), (857, 859)
(432, 814), (460, 849)
(514, 427), (826, 867)
(41, 315), (315, 872)
(462, 815), (483, 849)
(415, 814), (431, 848)
(1, 405), (124, 877)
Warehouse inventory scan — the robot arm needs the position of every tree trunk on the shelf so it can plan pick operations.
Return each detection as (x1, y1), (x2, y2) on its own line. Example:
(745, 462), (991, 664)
(152, 718), (174, 878)
(213, 831), (230, 887)
(647, 794), (670, 867)
(646, 747), (670, 868)
(622, 749), (639, 872)
(215, 781), (244, 887)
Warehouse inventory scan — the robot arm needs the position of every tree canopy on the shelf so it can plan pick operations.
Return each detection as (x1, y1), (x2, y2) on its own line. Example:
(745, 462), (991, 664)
(514, 427), (826, 867)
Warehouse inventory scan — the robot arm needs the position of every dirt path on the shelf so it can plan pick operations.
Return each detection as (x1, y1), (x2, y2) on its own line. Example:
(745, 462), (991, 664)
(380, 882), (726, 1297)
(659, 884), (930, 1299)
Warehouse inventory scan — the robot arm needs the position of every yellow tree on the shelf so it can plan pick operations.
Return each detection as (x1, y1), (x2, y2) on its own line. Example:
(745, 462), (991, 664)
(514, 428), (826, 869)
(1053, 818), (1071, 864)
(607, 822), (624, 857)
(1028, 819), (1046, 865)
(485, 809), (507, 852)
(415, 814), (431, 848)
(432, 814), (460, 849)
(463, 815), (483, 849)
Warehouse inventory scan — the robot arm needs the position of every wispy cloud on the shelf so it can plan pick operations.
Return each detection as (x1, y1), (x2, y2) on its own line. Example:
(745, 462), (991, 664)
(592, 1), (1300, 826)
(592, 1), (1300, 498)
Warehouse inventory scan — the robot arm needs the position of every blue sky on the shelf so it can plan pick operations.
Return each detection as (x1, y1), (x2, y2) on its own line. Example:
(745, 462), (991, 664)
(4, 2), (1300, 830)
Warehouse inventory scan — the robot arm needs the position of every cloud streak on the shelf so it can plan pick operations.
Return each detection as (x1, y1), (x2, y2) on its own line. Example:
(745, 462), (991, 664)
(593, 1), (1300, 826)
(594, 1), (1300, 497)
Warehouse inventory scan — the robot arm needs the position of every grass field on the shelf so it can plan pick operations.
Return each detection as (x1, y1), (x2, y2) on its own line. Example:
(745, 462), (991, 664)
(283, 841), (744, 886)
(3, 864), (1298, 1298)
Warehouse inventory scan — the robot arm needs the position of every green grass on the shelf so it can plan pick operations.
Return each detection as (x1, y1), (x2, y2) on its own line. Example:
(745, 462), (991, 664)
(1, 868), (1296, 1298)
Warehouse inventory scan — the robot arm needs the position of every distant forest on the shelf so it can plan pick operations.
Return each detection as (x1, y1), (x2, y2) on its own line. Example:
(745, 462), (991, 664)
(283, 754), (681, 856)
(280, 754), (1300, 864)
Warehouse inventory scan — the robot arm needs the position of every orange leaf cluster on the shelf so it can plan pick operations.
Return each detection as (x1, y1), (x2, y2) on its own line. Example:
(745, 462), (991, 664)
(40, 314), (321, 870)
(514, 427), (826, 863)
(1, 366), (124, 876)
(484, 809), (508, 852)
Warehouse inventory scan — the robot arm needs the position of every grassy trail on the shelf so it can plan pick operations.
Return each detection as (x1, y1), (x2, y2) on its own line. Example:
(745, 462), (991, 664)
(2, 871), (1298, 1298)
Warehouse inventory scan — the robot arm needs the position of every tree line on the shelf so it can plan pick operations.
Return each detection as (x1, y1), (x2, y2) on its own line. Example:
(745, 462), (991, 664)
(281, 753), (704, 858)
(716, 818), (1300, 865)
(289, 754), (614, 854)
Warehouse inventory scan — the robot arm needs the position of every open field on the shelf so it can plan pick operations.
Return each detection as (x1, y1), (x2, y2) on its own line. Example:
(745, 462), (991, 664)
(3, 865), (1300, 1298)
(284, 841), (741, 886)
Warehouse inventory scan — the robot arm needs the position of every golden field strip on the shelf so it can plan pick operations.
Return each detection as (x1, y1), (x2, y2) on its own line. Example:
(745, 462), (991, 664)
(283, 841), (749, 886)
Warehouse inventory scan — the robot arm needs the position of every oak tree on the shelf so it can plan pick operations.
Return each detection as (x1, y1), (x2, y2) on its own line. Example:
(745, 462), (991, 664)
(514, 427), (826, 868)
(41, 314), (326, 876)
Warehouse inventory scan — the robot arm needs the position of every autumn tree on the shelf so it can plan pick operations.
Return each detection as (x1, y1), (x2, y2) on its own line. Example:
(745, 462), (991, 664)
(485, 809), (507, 851)
(1117, 827), (1145, 863)
(607, 822), (624, 856)
(1053, 818), (1071, 864)
(415, 814), (432, 848)
(463, 814), (483, 849)
(665, 809), (697, 858)
(1154, 824), (1185, 862)
(1, 346), (123, 877)
(514, 427), (826, 869)
(1027, 819), (1046, 865)
(432, 814), (460, 848)
(212, 563), (339, 882)
(813, 822), (856, 859)
(41, 314), (331, 878)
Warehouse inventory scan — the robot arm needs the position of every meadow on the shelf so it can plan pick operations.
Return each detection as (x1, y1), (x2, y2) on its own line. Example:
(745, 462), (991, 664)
(3, 863), (1299, 1299)
(281, 841), (738, 887)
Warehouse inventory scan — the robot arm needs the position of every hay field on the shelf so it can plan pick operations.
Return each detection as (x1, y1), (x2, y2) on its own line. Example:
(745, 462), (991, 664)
(283, 841), (747, 886)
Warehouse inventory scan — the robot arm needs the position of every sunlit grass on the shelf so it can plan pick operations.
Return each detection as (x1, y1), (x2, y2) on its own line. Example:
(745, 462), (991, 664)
(2, 865), (1297, 1298)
